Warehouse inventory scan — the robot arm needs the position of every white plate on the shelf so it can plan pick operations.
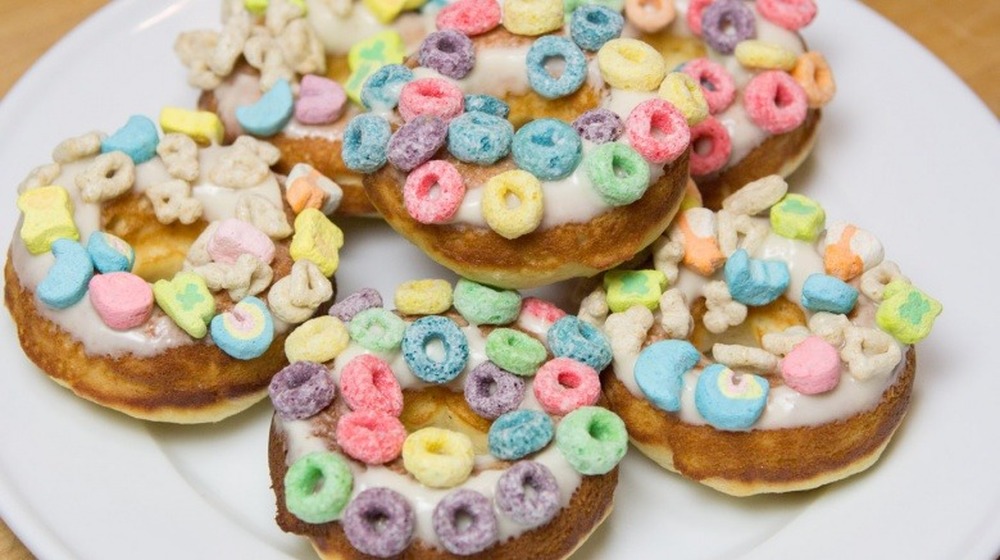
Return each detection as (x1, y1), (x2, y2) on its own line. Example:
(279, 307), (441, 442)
(1, 1), (999, 558)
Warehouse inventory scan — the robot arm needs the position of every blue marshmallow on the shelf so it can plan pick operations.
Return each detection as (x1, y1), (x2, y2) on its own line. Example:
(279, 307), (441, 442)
(801, 273), (859, 314)
(86, 232), (134, 273)
(235, 78), (294, 137)
(101, 115), (159, 164)
(37, 239), (94, 309)
(634, 340), (701, 412)
(724, 248), (790, 306)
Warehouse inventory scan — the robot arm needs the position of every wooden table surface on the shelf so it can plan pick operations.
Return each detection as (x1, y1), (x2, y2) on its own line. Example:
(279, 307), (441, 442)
(0, 1), (997, 558)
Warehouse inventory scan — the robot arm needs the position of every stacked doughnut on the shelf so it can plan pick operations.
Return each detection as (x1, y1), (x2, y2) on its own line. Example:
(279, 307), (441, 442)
(268, 278), (628, 557)
(346, 3), (696, 289)
(5, 114), (344, 423)
(175, 0), (436, 216)
(577, 175), (941, 495)
(636, 0), (836, 208)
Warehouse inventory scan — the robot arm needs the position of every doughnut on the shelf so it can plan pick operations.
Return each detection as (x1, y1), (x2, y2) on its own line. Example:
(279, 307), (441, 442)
(4, 115), (344, 423)
(578, 175), (941, 496)
(175, 0), (437, 217)
(631, 0), (834, 209)
(268, 278), (628, 557)
(352, 7), (702, 289)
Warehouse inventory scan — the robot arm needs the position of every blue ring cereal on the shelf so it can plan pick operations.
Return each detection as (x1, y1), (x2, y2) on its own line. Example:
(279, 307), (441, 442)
(525, 36), (588, 99)
(401, 315), (470, 383)
(511, 118), (582, 181)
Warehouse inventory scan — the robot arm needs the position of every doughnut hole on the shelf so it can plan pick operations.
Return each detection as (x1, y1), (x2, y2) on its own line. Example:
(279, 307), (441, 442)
(400, 386), (492, 455)
(100, 191), (207, 282)
(686, 295), (806, 383)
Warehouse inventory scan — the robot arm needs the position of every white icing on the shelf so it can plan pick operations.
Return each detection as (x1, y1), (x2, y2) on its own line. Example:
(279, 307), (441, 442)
(279, 318), (587, 550)
(10, 144), (284, 357)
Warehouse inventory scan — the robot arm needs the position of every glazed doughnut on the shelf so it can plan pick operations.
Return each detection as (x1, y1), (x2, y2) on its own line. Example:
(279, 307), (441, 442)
(175, 0), (436, 216)
(5, 115), (344, 423)
(351, 2), (703, 288)
(268, 279), (628, 558)
(633, 0), (834, 208)
(578, 175), (941, 495)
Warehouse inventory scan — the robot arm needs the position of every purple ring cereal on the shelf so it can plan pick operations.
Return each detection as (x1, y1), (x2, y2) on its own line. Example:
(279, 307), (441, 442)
(387, 115), (449, 172)
(572, 108), (624, 145)
(269, 361), (335, 421)
(494, 461), (561, 528)
(419, 30), (477, 80)
(432, 489), (498, 555)
(464, 361), (526, 419)
(700, 0), (757, 55)
(342, 487), (416, 558)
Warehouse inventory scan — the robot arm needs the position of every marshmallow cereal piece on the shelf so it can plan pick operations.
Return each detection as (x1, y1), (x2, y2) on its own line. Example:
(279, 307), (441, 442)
(153, 271), (216, 338)
(52, 132), (102, 164)
(76, 151), (136, 204)
(236, 78), (295, 137)
(101, 115), (159, 164)
(37, 239), (94, 309)
(234, 194), (291, 240)
(695, 364), (769, 431)
(290, 208), (344, 277)
(841, 326), (902, 381)
(604, 305), (654, 366)
(712, 343), (779, 373)
(672, 207), (725, 276)
(395, 279), (454, 315)
(703, 280), (747, 334)
(770, 193), (825, 241)
(577, 288), (609, 326)
(156, 133), (201, 182)
(724, 248), (790, 307)
(875, 280), (942, 344)
(210, 296), (275, 360)
(362, 0), (407, 23)
(285, 316), (350, 363)
(348, 30), (406, 71)
(17, 163), (61, 194)
(658, 72), (708, 125)
(801, 273), (858, 315)
(146, 179), (204, 225)
(860, 260), (908, 302)
(717, 209), (768, 257)
(651, 237), (683, 285)
(481, 169), (543, 239)
(502, 0), (564, 36)
(721, 174), (788, 216)
(734, 39), (798, 71)
(211, 136), (279, 188)
(268, 259), (335, 324)
(597, 38), (666, 91)
(86, 231), (135, 273)
(88, 272), (154, 330)
(286, 163), (343, 215)
(603, 269), (667, 313)
(295, 74), (347, 125)
(159, 107), (225, 146)
(633, 339), (699, 412)
(822, 222), (884, 281)
(658, 289), (692, 339)
(192, 253), (273, 301)
(207, 218), (276, 265)
(16, 186), (79, 255)
(780, 336), (840, 395)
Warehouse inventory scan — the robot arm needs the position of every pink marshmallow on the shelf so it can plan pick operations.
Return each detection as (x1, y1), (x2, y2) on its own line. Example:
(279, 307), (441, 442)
(780, 335), (841, 395)
(89, 272), (154, 330)
(295, 74), (347, 125)
(206, 218), (275, 265)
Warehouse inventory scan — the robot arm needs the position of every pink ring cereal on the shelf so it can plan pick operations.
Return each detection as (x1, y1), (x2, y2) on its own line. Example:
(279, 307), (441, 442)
(336, 410), (408, 464)
(397, 78), (465, 123)
(743, 70), (808, 134)
(624, 0), (675, 33)
(689, 116), (732, 176)
(520, 297), (567, 325)
(436, 0), (502, 36)
(340, 354), (405, 417)
(792, 51), (836, 108)
(403, 160), (466, 224)
(757, 0), (818, 31)
(624, 99), (691, 165)
(533, 357), (601, 416)
(681, 58), (736, 115)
